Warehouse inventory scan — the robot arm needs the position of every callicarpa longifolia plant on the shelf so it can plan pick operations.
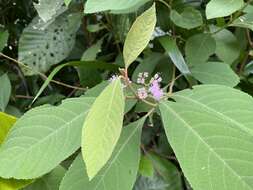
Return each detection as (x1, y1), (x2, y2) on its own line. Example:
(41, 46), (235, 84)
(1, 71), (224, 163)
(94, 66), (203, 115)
(1, 0), (253, 190)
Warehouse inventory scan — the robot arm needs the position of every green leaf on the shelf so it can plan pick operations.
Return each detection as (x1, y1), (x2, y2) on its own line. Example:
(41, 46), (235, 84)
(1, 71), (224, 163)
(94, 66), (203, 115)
(18, 12), (81, 75)
(64, 0), (72, 6)
(134, 153), (182, 190)
(231, 13), (253, 31)
(23, 166), (65, 190)
(0, 74), (11, 112)
(84, 0), (150, 13)
(0, 97), (94, 179)
(111, 0), (150, 14)
(82, 78), (125, 180)
(123, 4), (156, 68)
(0, 178), (32, 190)
(160, 85), (253, 190)
(170, 7), (203, 29)
(78, 39), (104, 87)
(33, 0), (65, 22)
(139, 155), (154, 177)
(0, 113), (33, 190)
(159, 36), (190, 75)
(81, 39), (103, 61)
(206, 0), (244, 19)
(185, 34), (216, 65)
(211, 27), (240, 65)
(0, 112), (16, 144)
(60, 118), (145, 190)
(0, 30), (9, 52)
(191, 62), (240, 87)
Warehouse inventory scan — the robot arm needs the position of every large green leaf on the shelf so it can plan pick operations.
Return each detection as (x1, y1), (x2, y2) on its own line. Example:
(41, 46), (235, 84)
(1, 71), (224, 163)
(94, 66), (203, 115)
(60, 118), (145, 190)
(160, 85), (253, 190)
(84, 0), (150, 13)
(82, 78), (125, 180)
(0, 74), (11, 112)
(18, 12), (81, 75)
(0, 97), (94, 179)
(206, 0), (244, 19)
(211, 27), (240, 65)
(23, 166), (65, 190)
(33, 0), (65, 22)
(159, 36), (190, 75)
(123, 4), (156, 68)
(170, 7), (203, 30)
(185, 34), (216, 65)
(191, 62), (239, 87)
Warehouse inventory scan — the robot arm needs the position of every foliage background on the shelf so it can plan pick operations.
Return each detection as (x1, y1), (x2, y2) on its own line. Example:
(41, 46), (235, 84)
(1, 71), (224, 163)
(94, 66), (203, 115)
(1, 0), (253, 190)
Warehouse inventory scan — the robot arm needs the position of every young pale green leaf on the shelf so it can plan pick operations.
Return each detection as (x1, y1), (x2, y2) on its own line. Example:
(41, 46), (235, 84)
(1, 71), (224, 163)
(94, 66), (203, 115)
(231, 13), (253, 31)
(123, 4), (156, 68)
(84, 0), (150, 13)
(0, 30), (9, 52)
(160, 85), (253, 190)
(33, 0), (65, 22)
(134, 153), (182, 190)
(191, 62), (239, 87)
(170, 7), (203, 30)
(0, 97), (94, 179)
(139, 155), (154, 177)
(60, 118), (145, 190)
(211, 27), (240, 65)
(206, 0), (244, 19)
(19, 12), (81, 75)
(159, 36), (190, 75)
(82, 78), (125, 180)
(0, 112), (33, 190)
(23, 166), (65, 190)
(0, 112), (16, 144)
(64, 0), (72, 6)
(0, 74), (11, 112)
(185, 34), (216, 65)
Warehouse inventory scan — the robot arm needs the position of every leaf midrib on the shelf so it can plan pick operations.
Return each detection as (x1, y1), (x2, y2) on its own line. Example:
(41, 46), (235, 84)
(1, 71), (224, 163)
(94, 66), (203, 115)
(173, 94), (252, 135)
(162, 102), (252, 190)
(93, 119), (143, 190)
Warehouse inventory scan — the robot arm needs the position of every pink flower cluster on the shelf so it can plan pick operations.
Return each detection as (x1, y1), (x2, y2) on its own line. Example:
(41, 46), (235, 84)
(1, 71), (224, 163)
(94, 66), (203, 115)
(137, 73), (164, 101)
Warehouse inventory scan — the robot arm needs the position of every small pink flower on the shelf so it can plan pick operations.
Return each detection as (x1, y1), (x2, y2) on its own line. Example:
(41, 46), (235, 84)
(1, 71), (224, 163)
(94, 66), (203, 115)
(137, 72), (149, 84)
(137, 88), (148, 99)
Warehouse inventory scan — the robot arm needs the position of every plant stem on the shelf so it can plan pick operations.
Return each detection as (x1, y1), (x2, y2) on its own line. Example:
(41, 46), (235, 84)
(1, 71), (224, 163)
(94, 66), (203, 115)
(0, 53), (86, 91)
(168, 65), (176, 95)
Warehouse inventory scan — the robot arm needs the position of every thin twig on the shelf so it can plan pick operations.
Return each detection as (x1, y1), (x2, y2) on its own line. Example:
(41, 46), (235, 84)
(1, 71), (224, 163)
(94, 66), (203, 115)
(15, 95), (34, 99)
(0, 53), (86, 91)
(168, 65), (176, 95)
(246, 29), (253, 48)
